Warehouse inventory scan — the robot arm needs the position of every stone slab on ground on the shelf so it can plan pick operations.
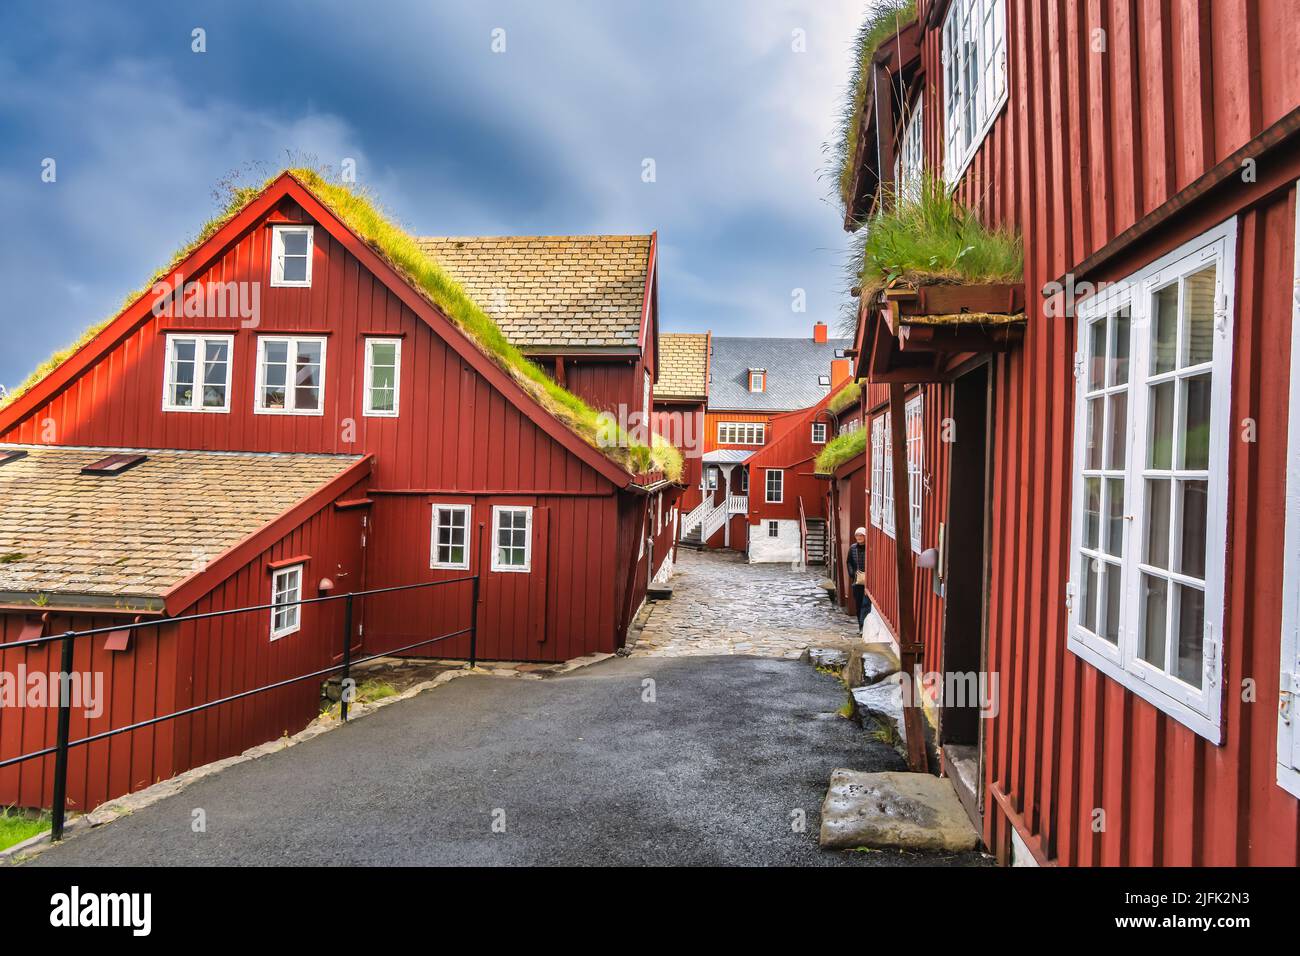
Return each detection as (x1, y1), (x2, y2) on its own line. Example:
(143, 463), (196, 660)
(819, 769), (981, 852)
(851, 671), (904, 741)
(844, 646), (900, 688)
(806, 647), (849, 669)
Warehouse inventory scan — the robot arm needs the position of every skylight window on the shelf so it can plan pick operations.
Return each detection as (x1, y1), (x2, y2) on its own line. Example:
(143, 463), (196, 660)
(0, 450), (28, 467)
(81, 454), (147, 476)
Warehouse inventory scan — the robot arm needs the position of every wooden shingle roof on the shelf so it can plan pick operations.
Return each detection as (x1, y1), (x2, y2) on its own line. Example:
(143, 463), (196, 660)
(416, 235), (652, 350)
(656, 333), (710, 401)
(0, 445), (362, 607)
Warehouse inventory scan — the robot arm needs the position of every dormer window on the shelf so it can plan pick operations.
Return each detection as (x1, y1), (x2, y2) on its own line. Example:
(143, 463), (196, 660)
(271, 224), (313, 287)
(748, 369), (766, 393)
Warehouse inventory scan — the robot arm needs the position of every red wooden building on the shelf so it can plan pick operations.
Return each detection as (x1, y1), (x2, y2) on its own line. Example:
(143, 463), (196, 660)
(0, 171), (678, 812)
(837, 0), (1300, 865)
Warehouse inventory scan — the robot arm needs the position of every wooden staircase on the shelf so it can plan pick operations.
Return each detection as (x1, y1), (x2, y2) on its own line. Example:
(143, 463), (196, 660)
(805, 518), (828, 568)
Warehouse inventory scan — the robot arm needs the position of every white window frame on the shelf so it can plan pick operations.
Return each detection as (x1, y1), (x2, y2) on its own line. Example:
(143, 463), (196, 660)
(768, 520), (779, 538)
(765, 468), (784, 505)
(430, 503), (472, 571)
(942, 0), (1008, 184)
(255, 335), (328, 416)
(1278, 182), (1300, 798)
(491, 505), (533, 573)
(363, 337), (402, 418)
(905, 394), (924, 553)
(870, 414), (884, 528)
(895, 97), (925, 201)
(269, 564), (304, 640)
(270, 224), (314, 288)
(811, 422), (828, 444)
(717, 422), (765, 445)
(748, 370), (766, 392)
(1066, 218), (1236, 743)
(705, 466), (719, 491)
(162, 333), (233, 413)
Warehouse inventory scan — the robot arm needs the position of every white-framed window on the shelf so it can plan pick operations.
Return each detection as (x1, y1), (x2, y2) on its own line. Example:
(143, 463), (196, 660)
(643, 369), (652, 423)
(1067, 218), (1236, 743)
(431, 504), (471, 570)
(765, 469), (783, 504)
(895, 97), (925, 201)
(748, 370), (766, 392)
(942, 0), (1008, 184)
(717, 422), (765, 445)
(271, 224), (314, 287)
(491, 506), (532, 572)
(270, 564), (304, 640)
(162, 333), (233, 412)
(905, 395), (924, 553)
(768, 520), (779, 538)
(811, 422), (828, 444)
(364, 337), (402, 417)
(255, 335), (326, 415)
(1278, 183), (1300, 798)
(705, 466), (719, 491)
(870, 414), (885, 527)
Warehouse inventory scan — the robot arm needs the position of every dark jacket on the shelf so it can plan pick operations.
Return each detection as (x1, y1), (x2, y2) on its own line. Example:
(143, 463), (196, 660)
(846, 542), (866, 580)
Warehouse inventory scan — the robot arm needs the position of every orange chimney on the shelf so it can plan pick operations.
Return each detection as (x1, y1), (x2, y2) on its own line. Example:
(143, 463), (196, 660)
(813, 321), (828, 343)
(831, 358), (850, 389)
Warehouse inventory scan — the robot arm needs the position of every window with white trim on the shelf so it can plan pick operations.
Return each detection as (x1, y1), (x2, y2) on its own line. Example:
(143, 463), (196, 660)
(942, 0), (1008, 184)
(748, 370), (766, 392)
(1068, 219), (1236, 742)
(364, 338), (401, 416)
(905, 395), (924, 552)
(811, 422), (828, 444)
(717, 422), (765, 445)
(895, 98), (924, 201)
(1278, 183), (1300, 798)
(256, 335), (326, 414)
(271, 224), (313, 287)
(768, 521), (779, 538)
(270, 564), (303, 640)
(870, 414), (885, 528)
(431, 504), (471, 570)
(491, 506), (532, 572)
(705, 466), (719, 491)
(163, 334), (233, 412)
(765, 469), (783, 504)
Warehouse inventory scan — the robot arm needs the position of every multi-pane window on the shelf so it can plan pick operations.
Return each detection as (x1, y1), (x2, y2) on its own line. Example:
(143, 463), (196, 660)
(271, 225), (313, 287)
(768, 521), (779, 538)
(364, 338), (401, 417)
(431, 504), (471, 570)
(749, 370), (766, 392)
(870, 414), (885, 527)
(270, 564), (303, 640)
(717, 422), (765, 445)
(256, 336), (326, 414)
(895, 98), (925, 201)
(811, 422), (828, 444)
(1068, 220), (1235, 742)
(163, 334), (232, 412)
(942, 0), (1008, 184)
(905, 395), (924, 552)
(491, 506), (532, 572)
(765, 469), (783, 504)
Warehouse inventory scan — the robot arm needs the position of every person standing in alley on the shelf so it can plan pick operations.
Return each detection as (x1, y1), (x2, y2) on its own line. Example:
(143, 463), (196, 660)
(847, 527), (870, 629)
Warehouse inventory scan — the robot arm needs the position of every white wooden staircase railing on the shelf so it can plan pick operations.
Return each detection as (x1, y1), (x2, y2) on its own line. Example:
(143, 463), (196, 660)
(680, 499), (710, 536)
(702, 502), (728, 540)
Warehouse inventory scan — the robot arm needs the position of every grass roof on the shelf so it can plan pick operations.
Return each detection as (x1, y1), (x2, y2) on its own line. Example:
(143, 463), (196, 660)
(831, 0), (917, 213)
(814, 427), (867, 475)
(826, 380), (862, 416)
(2, 168), (681, 484)
(854, 174), (1023, 303)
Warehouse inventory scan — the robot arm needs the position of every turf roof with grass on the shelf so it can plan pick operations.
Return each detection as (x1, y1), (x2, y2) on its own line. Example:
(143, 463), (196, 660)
(826, 380), (862, 416)
(2, 169), (682, 484)
(814, 426), (868, 475)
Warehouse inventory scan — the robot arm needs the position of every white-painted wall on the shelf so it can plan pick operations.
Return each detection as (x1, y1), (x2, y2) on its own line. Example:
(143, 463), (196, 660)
(747, 519), (802, 564)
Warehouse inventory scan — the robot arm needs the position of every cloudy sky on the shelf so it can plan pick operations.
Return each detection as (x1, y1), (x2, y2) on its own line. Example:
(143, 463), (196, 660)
(0, 0), (865, 389)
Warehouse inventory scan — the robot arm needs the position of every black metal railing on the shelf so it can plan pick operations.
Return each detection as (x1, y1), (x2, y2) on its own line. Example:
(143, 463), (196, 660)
(0, 575), (479, 842)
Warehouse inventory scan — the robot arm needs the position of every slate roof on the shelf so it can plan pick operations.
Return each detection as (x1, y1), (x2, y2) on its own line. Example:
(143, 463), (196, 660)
(708, 336), (851, 412)
(0, 445), (362, 605)
(656, 333), (710, 401)
(416, 235), (652, 350)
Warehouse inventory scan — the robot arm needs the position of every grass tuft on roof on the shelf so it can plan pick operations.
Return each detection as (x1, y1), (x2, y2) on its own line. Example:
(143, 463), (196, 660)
(1, 167), (681, 483)
(830, 0), (917, 213)
(815, 426), (868, 475)
(853, 174), (1023, 304)
(827, 380), (862, 416)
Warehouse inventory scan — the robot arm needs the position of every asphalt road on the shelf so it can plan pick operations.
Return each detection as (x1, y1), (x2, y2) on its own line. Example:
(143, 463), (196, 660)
(29, 655), (988, 866)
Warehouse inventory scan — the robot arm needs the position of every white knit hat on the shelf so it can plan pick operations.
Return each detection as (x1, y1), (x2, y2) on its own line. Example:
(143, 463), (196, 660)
(854, 527), (867, 536)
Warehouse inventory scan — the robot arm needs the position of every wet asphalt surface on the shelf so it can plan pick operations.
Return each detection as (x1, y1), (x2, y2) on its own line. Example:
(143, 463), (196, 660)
(29, 655), (989, 867)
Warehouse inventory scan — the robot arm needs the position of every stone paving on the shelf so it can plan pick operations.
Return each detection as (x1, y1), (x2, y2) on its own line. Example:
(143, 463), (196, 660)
(629, 548), (862, 658)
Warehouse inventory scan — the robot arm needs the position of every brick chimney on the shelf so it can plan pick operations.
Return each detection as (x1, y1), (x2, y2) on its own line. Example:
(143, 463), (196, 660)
(813, 321), (828, 344)
(831, 358), (851, 389)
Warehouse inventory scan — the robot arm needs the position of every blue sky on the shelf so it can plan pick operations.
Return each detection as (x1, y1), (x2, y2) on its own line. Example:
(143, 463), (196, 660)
(0, 0), (865, 390)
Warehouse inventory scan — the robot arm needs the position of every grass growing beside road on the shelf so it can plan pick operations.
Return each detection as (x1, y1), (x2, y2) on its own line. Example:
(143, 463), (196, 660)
(0, 808), (50, 851)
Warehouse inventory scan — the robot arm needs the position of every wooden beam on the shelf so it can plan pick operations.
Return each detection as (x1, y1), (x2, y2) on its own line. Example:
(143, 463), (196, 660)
(888, 383), (928, 771)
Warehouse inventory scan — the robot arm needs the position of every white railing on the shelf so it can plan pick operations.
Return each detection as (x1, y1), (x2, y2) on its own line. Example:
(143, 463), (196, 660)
(680, 499), (710, 535)
(726, 495), (748, 514)
(703, 503), (727, 540)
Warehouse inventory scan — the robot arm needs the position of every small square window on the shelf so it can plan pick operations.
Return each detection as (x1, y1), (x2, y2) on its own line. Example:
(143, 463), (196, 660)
(811, 422), (828, 444)
(768, 521), (779, 538)
(431, 504), (471, 570)
(256, 336), (327, 415)
(765, 469), (784, 504)
(491, 506), (532, 572)
(270, 564), (304, 640)
(271, 225), (314, 287)
(163, 334), (233, 413)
